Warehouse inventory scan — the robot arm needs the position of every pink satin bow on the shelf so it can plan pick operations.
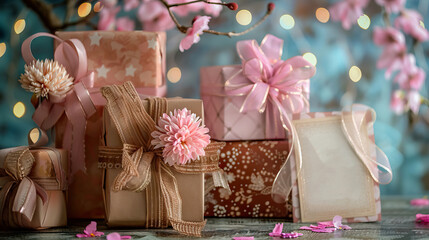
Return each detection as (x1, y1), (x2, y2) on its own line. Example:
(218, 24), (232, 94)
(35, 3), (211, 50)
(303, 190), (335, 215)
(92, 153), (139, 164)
(224, 34), (316, 139)
(21, 33), (98, 176)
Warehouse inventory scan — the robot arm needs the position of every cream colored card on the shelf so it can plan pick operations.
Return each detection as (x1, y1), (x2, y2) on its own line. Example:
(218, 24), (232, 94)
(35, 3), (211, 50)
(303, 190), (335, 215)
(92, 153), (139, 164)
(291, 112), (381, 223)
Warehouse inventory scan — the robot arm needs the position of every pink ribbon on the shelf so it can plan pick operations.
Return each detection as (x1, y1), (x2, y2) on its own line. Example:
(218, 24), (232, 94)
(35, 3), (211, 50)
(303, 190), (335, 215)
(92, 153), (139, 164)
(21, 33), (100, 176)
(224, 34), (316, 139)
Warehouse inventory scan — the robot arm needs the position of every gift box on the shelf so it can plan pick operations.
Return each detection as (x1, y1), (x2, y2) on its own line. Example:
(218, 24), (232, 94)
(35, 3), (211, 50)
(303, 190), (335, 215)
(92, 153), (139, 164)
(0, 146), (67, 229)
(205, 140), (292, 219)
(51, 31), (167, 219)
(98, 82), (226, 236)
(200, 34), (315, 141)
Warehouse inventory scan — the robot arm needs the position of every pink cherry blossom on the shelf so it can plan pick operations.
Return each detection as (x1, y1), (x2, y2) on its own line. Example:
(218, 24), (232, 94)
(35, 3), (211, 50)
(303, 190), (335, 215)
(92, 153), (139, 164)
(116, 17), (135, 31)
(416, 214), (429, 223)
(179, 16), (211, 52)
(269, 223), (283, 237)
(204, 0), (223, 17)
(395, 9), (429, 42)
(411, 198), (429, 206)
(375, 0), (405, 14)
(376, 43), (408, 78)
(394, 55), (425, 91)
(151, 108), (210, 166)
(101, 0), (118, 8)
(390, 90), (406, 114)
(124, 0), (140, 11)
(138, 0), (175, 31)
(329, 0), (369, 30)
(106, 232), (132, 240)
(170, 0), (202, 17)
(408, 90), (421, 114)
(76, 221), (104, 238)
(97, 6), (120, 30)
(373, 27), (406, 48)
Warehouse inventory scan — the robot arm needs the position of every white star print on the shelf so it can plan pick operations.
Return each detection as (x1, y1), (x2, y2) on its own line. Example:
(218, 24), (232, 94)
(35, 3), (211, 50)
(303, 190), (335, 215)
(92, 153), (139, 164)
(125, 65), (136, 77)
(97, 65), (110, 78)
(89, 32), (102, 46)
(147, 38), (157, 50)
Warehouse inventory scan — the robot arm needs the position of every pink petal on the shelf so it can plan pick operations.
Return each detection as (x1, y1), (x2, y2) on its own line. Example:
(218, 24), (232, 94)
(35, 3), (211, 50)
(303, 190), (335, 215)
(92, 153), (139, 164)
(411, 198), (429, 206)
(407, 91), (421, 114)
(107, 233), (122, 240)
(332, 215), (343, 229)
(299, 226), (314, 230)
(269, 223), (283, 236)
(232, 237), (254, 240)
(76, 234), (90, 238)
(416, 214), (429, 223)
(313, 228), (336, 233)
(85, 221), (98, 235)
(116, 17), (135, 31)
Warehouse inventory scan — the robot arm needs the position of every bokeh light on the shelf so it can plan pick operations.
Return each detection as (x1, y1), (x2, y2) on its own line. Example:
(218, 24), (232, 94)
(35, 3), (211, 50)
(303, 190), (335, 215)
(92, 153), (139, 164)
(167, 67), (182, 83)
(303, 52), (317, 66)
(357, 14), (370, 30)
(280, 14), (295, 30)
(349, 66), (362, 82)
(315, 8), (330, 23)
(93, 2), (103, 12)
(14, 19), (25, 34)
(236, 10), (252, 26)
(78, 2), (92, 18)
(29, 128), (40, 143)
(0, 43), (6, 58)
(13, 102), (25, 118)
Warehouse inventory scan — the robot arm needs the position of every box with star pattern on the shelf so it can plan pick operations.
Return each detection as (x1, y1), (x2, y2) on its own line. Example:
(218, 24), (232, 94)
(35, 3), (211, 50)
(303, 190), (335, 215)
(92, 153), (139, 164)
(53, 31), (166, 219)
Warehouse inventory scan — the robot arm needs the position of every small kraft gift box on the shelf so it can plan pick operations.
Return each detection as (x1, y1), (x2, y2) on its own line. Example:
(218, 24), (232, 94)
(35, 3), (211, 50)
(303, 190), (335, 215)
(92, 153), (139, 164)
(18, 31), (167, 219)
(0, 129), (67, 229)
(98, 82), (227, 237)
(205, 140), (293, 219)
(200, 34), (316, 141)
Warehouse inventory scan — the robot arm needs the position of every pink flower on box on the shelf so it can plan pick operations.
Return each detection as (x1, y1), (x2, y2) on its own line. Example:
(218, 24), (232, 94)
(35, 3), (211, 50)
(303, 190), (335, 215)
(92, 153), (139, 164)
(200, 34), (315, 141)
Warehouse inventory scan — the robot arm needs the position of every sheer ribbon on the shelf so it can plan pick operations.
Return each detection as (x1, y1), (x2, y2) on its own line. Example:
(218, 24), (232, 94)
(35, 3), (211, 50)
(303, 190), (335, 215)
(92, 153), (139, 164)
(0, 129), (66, 228)
(21, 33), (167, 177)
(98, 82), (227, 236)
(271, 104), (393, 203)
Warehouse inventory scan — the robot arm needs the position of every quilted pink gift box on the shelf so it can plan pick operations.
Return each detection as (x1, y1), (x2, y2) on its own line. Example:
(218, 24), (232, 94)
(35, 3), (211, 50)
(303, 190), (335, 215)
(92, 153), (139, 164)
(200, 65), (310, 141)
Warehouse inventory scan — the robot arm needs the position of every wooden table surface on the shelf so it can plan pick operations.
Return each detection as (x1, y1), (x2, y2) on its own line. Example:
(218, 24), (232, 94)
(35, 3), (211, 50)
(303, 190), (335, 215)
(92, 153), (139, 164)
(1, 196), (428, 239)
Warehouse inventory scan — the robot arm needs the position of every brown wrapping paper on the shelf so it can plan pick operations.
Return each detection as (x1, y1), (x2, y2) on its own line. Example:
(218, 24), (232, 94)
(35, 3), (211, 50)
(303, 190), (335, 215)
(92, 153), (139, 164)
(205, 141), (292, 218)
(0, 148), (68, 229)
(101, 98), (205, 226)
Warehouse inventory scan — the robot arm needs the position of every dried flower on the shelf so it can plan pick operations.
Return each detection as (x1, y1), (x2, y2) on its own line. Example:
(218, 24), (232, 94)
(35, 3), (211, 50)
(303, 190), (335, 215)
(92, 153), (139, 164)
(19, 59), (74, 99)
(151, 108), (210, 166)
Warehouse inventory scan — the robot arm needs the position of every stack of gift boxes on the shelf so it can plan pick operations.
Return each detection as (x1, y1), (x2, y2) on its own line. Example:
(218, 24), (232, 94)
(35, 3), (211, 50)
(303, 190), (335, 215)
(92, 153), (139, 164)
(1, 29), (390, 235)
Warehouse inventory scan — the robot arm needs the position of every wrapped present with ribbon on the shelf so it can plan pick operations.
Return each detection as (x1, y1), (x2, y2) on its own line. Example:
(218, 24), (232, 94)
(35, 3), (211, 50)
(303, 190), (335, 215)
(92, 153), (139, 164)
(98, 82), (228, 236)
(204, 140), (293, 219)
(0, 129), (67, 229)
(200, 34), (316, 141)
(18, 31), (166, 219)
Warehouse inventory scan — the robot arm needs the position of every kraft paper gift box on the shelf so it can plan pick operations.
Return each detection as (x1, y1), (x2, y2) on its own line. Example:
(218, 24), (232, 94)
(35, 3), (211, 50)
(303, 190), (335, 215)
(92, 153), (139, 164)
(287, 107), (392, 223)
(98, 82), (226, 236)
(205, 140), (293, 219)
(52, 31), (167, 219)
(0, 145), (67, 229)
(200, 34), (315, 141)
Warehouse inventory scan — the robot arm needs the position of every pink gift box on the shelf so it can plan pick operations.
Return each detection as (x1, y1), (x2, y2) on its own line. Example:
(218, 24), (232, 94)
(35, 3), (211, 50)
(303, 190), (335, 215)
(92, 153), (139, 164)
(200, 65), (310, 141)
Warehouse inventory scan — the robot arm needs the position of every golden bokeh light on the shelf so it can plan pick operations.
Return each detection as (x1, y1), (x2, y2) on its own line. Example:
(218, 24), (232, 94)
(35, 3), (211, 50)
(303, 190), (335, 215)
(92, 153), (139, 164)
(315, 8), (330, 23)
(280, 14), (295, 30)
(357, 14), (370, 30)
(93, 2), (103, 12)
(303, 52), (317, 66)
(78, 2), (92, 18)
(14, 19), (26, 34)
(236, 10), (252, 26)
(13, 102), (25, 118)
(29, 128), (40, 144)
(167, 67), (182, 83)
(349, 66), (362, 82)
(0, 43), (6, 58)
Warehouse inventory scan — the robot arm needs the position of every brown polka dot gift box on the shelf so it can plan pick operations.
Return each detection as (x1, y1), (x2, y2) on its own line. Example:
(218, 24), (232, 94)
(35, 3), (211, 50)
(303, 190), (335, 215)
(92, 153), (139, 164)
(205, 140), (293, 219)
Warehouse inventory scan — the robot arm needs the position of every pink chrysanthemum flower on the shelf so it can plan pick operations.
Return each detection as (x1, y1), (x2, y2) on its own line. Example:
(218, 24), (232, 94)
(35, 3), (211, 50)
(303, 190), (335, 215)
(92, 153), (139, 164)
(151, 108), (210, 166)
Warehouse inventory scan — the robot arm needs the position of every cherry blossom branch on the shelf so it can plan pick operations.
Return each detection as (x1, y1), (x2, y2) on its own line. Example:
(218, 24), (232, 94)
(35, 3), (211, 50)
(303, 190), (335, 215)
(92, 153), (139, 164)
(159, 0), (274, 37)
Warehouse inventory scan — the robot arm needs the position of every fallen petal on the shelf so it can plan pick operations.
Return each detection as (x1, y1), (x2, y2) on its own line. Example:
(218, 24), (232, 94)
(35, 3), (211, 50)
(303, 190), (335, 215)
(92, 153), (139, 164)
(411, 198), (429, 206)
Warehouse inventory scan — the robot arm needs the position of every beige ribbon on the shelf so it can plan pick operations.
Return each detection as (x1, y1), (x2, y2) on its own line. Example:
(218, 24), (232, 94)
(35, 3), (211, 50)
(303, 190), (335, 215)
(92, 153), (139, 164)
(0, 129), (66, 229)
(99, 81), (227, 237)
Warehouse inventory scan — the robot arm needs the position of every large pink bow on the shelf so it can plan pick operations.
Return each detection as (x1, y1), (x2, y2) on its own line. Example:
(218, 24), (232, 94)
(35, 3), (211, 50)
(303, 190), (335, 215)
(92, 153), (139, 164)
(224, 34), (316, 139)
(21, 33), (98, 176)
